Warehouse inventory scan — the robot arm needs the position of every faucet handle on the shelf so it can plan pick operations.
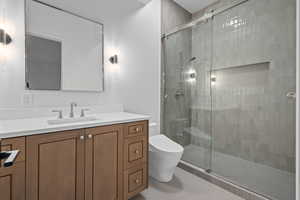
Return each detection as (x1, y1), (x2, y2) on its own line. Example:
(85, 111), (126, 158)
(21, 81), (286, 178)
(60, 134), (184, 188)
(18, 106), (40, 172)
(70, 102), (78, 118)
(52, 110), (63, 119)
(80, 109), (90, 117)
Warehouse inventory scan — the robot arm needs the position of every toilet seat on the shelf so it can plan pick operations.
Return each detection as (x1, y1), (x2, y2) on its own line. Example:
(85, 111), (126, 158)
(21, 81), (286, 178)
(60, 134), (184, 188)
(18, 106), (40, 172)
(150, 135), (184, 153)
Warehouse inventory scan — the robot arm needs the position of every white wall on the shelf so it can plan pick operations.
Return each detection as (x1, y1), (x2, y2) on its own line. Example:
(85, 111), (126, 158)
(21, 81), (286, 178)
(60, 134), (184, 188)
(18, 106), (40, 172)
(0, 0), (161, 126)
(115, 0), (161, 133)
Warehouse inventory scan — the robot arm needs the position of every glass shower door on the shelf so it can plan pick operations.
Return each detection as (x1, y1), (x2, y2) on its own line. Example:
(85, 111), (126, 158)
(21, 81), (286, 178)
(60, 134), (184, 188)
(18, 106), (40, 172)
(162, 19), (213, 170)
(162, 27), (193, 148)
(185, 20), (213, 170)
(210, 0), (296, 200)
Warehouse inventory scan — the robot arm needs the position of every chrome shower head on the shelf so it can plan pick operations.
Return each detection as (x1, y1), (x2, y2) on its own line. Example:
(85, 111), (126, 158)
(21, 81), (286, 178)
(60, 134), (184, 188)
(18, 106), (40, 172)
(189, 57), (196, 62)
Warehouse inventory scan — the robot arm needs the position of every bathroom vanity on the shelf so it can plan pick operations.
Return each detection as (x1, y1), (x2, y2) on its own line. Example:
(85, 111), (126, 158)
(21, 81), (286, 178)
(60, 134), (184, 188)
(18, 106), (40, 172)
(1, 0), (152, 199)
(0, 113), (149, 200)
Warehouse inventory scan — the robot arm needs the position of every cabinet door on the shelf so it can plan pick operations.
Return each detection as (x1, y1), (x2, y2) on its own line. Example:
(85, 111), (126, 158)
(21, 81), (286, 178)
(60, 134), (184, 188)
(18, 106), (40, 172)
(85, 125), (123, 200)
(0, 162), (25, 200)
(26, 130), (85, 200)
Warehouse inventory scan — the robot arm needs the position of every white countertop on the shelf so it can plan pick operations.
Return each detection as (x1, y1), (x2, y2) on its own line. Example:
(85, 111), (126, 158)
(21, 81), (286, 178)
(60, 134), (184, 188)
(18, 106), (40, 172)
(0, 112), (150, 139)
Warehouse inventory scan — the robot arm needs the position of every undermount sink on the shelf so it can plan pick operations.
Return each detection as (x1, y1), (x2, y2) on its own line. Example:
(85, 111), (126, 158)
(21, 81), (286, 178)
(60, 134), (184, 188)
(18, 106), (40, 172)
(48, 116), (98, 125)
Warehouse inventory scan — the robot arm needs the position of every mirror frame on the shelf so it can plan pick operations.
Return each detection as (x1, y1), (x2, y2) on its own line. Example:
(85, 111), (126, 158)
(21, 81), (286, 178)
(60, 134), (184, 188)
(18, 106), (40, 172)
(24, 0), (105, 92)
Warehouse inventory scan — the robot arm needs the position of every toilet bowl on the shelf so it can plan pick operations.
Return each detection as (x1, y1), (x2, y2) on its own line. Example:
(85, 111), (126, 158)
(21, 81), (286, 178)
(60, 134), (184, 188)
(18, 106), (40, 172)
(149, 135), (184, 182)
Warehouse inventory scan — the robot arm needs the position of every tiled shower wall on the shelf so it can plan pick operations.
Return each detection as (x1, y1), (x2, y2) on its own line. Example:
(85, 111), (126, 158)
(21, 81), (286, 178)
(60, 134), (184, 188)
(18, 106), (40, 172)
(211, 0), (296, 173)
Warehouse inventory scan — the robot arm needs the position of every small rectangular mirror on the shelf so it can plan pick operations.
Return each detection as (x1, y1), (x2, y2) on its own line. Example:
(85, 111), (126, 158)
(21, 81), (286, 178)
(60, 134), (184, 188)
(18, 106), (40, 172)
(25, 0), (104, 92)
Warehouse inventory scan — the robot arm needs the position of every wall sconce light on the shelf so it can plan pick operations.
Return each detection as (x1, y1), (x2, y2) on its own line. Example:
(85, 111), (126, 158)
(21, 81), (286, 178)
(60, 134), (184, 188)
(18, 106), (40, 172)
(0, 29), (12, 45)
(109, 55), (118, 64)
(211, 75), (217, 86)
(190, 73), (196, 79)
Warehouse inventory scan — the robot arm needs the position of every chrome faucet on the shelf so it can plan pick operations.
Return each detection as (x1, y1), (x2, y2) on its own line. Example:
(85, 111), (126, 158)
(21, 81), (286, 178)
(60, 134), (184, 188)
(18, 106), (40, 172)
(52, 110), (63, 119)
(80, 108), (90, 117)
(70, 102), (77, 118)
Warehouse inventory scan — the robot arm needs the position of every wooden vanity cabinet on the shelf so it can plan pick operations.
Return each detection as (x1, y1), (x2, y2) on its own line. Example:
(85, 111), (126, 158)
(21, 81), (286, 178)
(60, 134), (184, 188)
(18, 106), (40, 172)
(25, 120), (148, 200)
(0, 137), (26, 200)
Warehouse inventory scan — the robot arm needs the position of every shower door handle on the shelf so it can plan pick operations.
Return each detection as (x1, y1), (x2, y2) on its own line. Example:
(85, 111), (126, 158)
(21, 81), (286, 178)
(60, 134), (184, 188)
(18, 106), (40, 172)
(286, 91), (296, 99)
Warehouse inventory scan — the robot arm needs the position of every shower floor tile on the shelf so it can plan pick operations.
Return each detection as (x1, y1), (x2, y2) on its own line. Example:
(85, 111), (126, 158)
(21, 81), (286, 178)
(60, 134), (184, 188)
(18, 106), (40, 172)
(130, 167), (244, 200)
(182, 144), (295, 200)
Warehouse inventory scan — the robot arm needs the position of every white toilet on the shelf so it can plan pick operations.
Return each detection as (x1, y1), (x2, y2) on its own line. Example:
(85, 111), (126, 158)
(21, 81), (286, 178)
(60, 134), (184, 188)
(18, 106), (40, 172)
(149, 130), (184, 182)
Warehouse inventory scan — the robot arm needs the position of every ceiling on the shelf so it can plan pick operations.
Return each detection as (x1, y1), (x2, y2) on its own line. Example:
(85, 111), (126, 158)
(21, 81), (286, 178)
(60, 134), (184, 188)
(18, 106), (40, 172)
(37, 0), (147, 22)
(173, 0), (218, 13)
(35, 0), (215, 21)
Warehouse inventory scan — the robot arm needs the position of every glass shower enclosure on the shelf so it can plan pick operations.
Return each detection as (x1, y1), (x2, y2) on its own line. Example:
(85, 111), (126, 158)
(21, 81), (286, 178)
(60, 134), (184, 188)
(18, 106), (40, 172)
(161, 0), (296, 200)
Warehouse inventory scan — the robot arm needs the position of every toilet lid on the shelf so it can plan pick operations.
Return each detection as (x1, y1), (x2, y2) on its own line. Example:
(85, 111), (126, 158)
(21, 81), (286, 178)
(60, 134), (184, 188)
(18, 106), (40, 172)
(150, 135), (184, 153)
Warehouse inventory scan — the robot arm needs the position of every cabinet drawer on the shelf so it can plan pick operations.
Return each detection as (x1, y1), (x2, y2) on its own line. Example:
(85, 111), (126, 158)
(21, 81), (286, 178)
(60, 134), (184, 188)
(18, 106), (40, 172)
(124, 136), (147, 169)
(124, 164), (147, 199)
(124, 121), (148, 138)
(1, 137), (25, 167)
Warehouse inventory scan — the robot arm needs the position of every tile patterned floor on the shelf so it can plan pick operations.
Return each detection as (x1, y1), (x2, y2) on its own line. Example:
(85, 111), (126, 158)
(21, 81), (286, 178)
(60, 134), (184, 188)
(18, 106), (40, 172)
(131, 167), (244, 200)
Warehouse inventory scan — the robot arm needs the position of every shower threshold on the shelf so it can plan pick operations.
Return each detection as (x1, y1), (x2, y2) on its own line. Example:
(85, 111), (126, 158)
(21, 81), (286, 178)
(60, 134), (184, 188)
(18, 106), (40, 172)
(178, 161), (272, 200)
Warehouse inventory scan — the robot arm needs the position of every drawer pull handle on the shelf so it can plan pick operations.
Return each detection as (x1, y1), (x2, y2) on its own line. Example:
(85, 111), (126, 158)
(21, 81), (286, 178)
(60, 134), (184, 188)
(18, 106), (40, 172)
(79, 136), (85, 140)
(135, 128), (139, 132)
(135, 179), (140, 184)
(88, 134), (93, 139)
(135, 150), (140, 154)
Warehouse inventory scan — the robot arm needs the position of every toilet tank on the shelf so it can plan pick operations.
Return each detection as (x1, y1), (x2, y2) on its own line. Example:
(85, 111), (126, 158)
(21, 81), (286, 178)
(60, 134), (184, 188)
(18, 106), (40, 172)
(149, 122), (159, 137)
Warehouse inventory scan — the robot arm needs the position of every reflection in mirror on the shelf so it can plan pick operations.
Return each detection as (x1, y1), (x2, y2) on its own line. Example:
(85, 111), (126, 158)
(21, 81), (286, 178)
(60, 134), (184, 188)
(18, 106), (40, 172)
(25, 0), (104, 92)
(26, 34), (62, 90)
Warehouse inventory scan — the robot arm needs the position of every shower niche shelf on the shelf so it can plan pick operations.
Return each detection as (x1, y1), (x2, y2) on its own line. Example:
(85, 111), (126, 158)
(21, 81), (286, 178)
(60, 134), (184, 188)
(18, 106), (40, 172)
(210, 61), (270, 72)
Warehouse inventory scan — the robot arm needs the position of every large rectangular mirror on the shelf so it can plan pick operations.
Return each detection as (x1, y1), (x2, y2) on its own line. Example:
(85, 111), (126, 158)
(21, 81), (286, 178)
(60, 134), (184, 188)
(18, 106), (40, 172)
(25, 0), (104, 92)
